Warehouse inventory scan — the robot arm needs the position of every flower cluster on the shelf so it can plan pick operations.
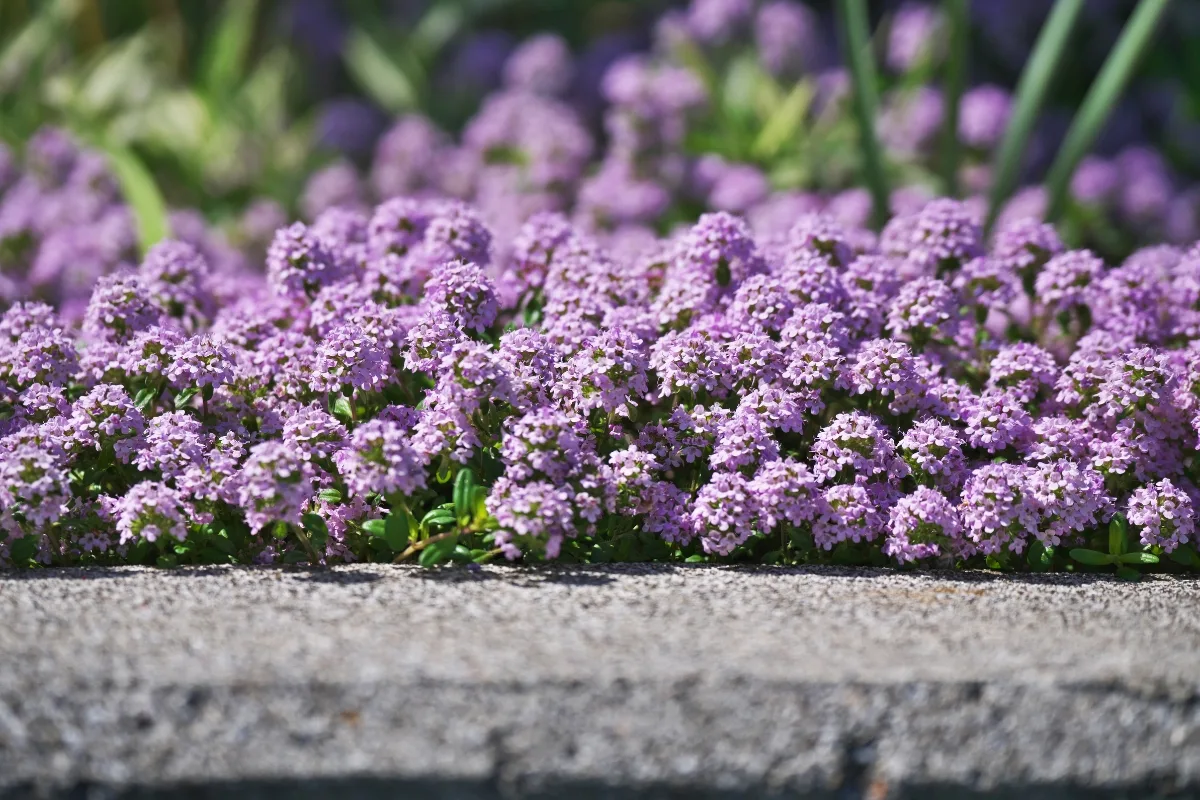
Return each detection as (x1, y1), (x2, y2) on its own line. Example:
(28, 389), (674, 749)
(1, 186), (1197, 574)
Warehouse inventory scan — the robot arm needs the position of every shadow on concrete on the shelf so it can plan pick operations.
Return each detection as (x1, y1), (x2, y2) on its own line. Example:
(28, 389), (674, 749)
(4, 778), (1195, 800)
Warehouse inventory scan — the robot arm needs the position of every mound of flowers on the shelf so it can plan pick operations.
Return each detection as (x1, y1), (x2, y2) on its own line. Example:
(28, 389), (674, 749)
(1, 193), (1199, 574)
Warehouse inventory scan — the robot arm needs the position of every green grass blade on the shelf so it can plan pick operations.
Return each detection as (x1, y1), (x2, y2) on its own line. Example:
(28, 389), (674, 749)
(834, 0), (889, 229)
(199, 0), (259, 102)
(985, 0), (1085, 231)
(342, 27), (419, 114)
(1043, 0), (1173, 221)
(101, 144), (171, 255)
(939, 0), (969, 196)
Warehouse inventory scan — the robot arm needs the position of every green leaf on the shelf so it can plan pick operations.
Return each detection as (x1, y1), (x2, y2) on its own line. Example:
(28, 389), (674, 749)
(418, 534), (459, 567)
(331, 397), (353, 421)
(342, 28), (418, 114)
(1026, 541), (1055, 572)
(301, 513), (329, 548)
(133, 387), (158, 411)
(986, 0), (1085, 230)
(1120, 551), (1159, 565)
(199, 0), (260, 102)
(1109, 513), (1129, 556)
(384, 507), (411, 551)
(272, 521), (290, 539)
(1069, 548), (1115, 566)
(1043, 0), (1173, 222)
(1168, 544), (1200, 568)
(361, 519), (387, 537)
(471, 485), (489, 524)
(435, 457), (453, 484)
(938, 0), (969, 195)
(317, 489), (342, 503)
(421, 509), (456, 534)
(156, 554), (179, 569)
(1115, 565), (1142, 582)
(752, 78), (815, 159)
(282, 550), (310, 564)
(453, 468), (475, 525)
(685, 554), (707, 563)
(100, 144), (171, 255)
(834, 0), (889, 229)
(9, 535), (38, 565)
(174, 387), (199, 409)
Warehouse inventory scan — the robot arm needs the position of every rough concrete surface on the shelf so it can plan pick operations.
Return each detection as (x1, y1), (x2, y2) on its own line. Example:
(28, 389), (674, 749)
(0, 564), (1198, 798)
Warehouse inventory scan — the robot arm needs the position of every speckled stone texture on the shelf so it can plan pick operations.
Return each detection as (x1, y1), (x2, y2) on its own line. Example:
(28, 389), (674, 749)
(0, 565), (1198, 799)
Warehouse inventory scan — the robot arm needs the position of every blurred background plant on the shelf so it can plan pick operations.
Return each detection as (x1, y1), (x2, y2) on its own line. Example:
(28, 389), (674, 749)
(1, 0), (1199, 267)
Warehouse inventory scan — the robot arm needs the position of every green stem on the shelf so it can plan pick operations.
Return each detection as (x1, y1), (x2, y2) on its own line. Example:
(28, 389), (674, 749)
(939, 0), (969, 196)
(985, 0), (1085, 231)
(1043, 0), (1173, 222)
(835, 0), (890, 229)
(392, 530), (456, 564)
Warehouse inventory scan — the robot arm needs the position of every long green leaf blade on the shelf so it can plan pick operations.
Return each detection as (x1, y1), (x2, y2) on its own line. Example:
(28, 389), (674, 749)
(199, 0), (260, 102)
(102, 144), (170, 255)
(939, 0), (969, 196)
(985, 0), (1085, 230)
(342, 28), (418, 114)
(834, 0), (889, 229)
(1043, 0), (1173, 222)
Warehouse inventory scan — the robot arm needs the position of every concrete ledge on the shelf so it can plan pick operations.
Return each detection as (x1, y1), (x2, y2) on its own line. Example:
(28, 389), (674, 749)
(1, 565), (1198, 798)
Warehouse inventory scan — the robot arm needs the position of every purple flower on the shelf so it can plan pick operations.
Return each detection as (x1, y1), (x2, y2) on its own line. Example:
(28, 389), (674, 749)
(960, 463), (1038, 555)
(557, 327), (650, 418)
(711, 405), (779, 473)
(755, 1), (821, 77)
(885, 487), (965, 562)
(134, 411), (211, 480)
(1026, 459), (1111, 547)
(813, 482), (884, 550)
(1, 325), (79, 389)
(1127, 478), (1194, 553)
(138, 239), (214, 327)
(789, 213), (854, 268)
(650, 328), (733, 401)
(68, 384), (145, 463)
(812, 412), (908, 483)
(988, 342), (1058, 403)
(333, 419), (428, 499)
(166, 335), (235, 391)
(500, 407), (596, 485)
(953, 257), (1019, 311)
(751, 458), (820, 531)
(963, 388), (1033, 453)
(82, 273), (163, 343)
(311, 324), (393, 394)
(837, 339), (923, 412)
(231, 440), (317, 533)
(283, 404), (347, 462)
(424, 259), (498, 333)
(958, 85), (1012, 150)
(266, 222), (345, 300)
(1035, 250), (1104, 316)
(898, 418), (968, 489)
(905, 199), (984, 275)
(0, 444), (69, 529)
(887, 276), (961, 346)
(691, 471), (758, 556)
(489, 477), (578, 560)
(992, 217), (1063, 277)
(888, 3), (942, 71)
(111, 481), (191, 544)
(402, 310), (466, 375)
(504, 34), (573, 95)
(496, 328), (561, 409)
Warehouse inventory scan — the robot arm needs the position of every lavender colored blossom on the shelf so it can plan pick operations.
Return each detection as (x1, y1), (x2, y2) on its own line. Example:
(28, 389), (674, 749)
(885, 487), (964, 562)
(266, 222), (344, 300)
(888, 3), (942, 71)
(751, 458), (820, 531)
(813, 482), (884, 550)
(138, 240), (213, 327)
(0, 444), (70, 529)
(166, 335), (235, 391)
(283, 405), (348, 462)
(887, 276), (960, 346)
(68, 384), (145, 463)
(557, 327), (650, 418)
(812, 412), (907, 483)
(960, 463), (1038, 555)
(1027, 459), (1111, 547)
(112, 481), (190, 545)
(334, 419), (428, 499)
(755, 1), (820, 77)
(504, 34), (573, 95)
(691, 470), (758, 556)
(232, 440), (317, 533)
(954, 257), (1019, 311)
(1127, 479), (1194, 552)
(489, 477), (578, 559)
(500, 407), (596, 485)
(311, 324), (393, 394)
(1035, 250), (1104, 315)
(424, 260), (498, 333)
(958, 85), (1012, 150)
(963, 388), (1033, 454)
(988, 342), (1058, 403)
(993, 218), (1064, 277)
(134, 411), (211, 480)
(82, 273), (163, 343)
(710, 405), (779, 473)
(898, 418), (968, 489)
